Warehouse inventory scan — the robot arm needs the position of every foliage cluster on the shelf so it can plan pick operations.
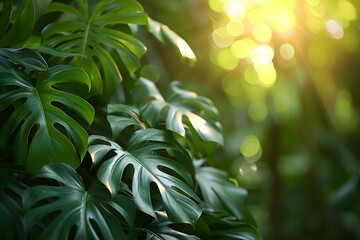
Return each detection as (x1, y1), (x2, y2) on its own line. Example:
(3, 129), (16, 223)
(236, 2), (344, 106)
(0, 0), (261, 239)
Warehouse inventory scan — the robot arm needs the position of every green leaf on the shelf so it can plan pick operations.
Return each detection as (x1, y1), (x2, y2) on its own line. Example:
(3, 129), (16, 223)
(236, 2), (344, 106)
(107, 104), (146, 140)
(0, 0), (12, 36)
(42, 0), (148, 96)
(0, 0), (35, 47)
(145, 214), (200, 240)
(23, 163), (136, 240)
(0, 170), (26, 240)
(88, 131), (202, 226)
(28, 46), (85, 58)
(200, 210), (262, 240)
(134, 78), (223, 146)
(195, 165), (256, 225)
(148, 17), (196, 61)
(0, 65), (94, 172)
(0, 48), (48, 71)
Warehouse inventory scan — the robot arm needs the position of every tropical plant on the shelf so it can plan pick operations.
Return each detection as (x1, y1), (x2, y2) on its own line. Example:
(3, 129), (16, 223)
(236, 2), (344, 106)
(0, 0), (261, 239)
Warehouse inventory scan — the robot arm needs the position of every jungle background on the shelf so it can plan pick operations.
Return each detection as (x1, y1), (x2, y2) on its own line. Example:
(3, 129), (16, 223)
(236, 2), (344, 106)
(138, 0), (360, 239)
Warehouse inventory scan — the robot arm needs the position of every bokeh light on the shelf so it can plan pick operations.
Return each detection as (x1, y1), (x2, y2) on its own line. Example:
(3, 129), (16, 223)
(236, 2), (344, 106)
(205, 0), (360, 238)
(225, 0), (247, 21)
(250, 44), (274, 66)
(279, 43), (295, 60)
(325, 19), (344, 39)
(240, 135), (262, 162)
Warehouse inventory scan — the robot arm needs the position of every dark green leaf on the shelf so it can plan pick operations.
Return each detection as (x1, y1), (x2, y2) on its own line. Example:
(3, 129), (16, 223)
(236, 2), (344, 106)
(107, 104), (146, 140)
(23, 163), (135, 240)
(0, 66), (94, 172)
(28, 46), (85, 58)
(0, 170), (26, 240)
(145, 214), (200, 240)
(88, 132), (201, 226)
(200, 210), (262, 240)
(0, 0), (13, 36)
(196, 165), (256, 225)
(0, 48), (48, 71)
(0, 0), (35, 47)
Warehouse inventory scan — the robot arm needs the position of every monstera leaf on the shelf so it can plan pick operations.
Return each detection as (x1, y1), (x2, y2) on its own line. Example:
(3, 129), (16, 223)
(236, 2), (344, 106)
(144, 214), (200, 240)
(23, 163), (136, 240)
(147, 17), (196, 62)
(195, 164), (256, 225)
(0, 65), (94, 172)
(107, 104), (146, 140)
(0, 48), (48, 71)
(133, 78), (223, 149)
(88, 130), (202, 226)
(0, 170), (26, 240)
(0, 0), (35, 47)
(42, 0), (148, 96)
(200, 210), (262, 240)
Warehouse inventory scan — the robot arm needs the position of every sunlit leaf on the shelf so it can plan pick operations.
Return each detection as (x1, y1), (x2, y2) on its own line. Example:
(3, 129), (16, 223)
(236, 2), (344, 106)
(134, 78), (223, 147)
(0, 65), (94, 172)
(88, 131), (201, 226)
(148, 17), (196, 61)
(23, 163), (135, 240)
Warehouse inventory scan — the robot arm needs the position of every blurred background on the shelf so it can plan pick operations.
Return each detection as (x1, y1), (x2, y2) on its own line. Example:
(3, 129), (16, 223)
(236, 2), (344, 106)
(139, 0), (360, 239)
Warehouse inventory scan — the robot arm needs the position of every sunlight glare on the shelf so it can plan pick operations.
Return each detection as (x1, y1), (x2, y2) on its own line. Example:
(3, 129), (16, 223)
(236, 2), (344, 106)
(250, 44), (274, 65)
(252, 23), (272, 43)
(225, 0), (247, 21)
(247, 9), (263, 24)
(255, 62), (277, 87)
(271, 10), (296, 33)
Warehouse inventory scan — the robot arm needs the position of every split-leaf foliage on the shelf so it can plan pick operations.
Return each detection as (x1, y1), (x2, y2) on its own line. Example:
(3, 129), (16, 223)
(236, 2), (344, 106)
(0, 0), (261, 239)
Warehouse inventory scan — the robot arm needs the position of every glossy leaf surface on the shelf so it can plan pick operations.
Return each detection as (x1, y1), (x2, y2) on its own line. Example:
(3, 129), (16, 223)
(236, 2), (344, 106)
(196, 165), (256, 225)
(88, 131), (202, 226)
(0, 65), (94, 172)
(134, 78), (223, 146)
(23, 163), (136, 240)
(145, 215), (200, 240)
(200, 210), (262, 240)
(148, 17), (196, 61)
